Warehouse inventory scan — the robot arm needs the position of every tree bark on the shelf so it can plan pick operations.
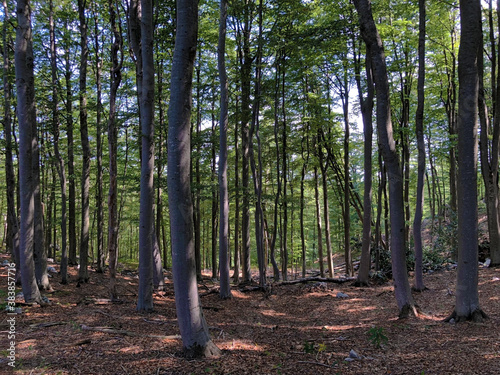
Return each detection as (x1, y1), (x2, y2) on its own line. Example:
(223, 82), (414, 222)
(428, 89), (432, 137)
(168, 0), (220, 357)
(16, 0), (42, 304)
(137, 0), (155, 312)
(354, 0), (417, 317)
(413, 0), (427, 292)
(108, 0), (123, 299)
(78, 0), (90, 284)
(218, 0), (232, 299)
(50, 0), (68, 284)
(355, 41), (374, 286)
(314, 166), (324, 278)
(447, 0), (487, 322)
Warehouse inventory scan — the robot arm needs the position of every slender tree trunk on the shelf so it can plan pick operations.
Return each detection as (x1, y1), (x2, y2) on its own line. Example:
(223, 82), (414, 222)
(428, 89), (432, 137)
(354, 0), (417, 317)
(93, 9), (105, 273)
(314, 166), (324, 278)
(78, 0), (90, 284)
(413, 0), (427, 292)
(168, 0), (220, 357)
(108, 0), (123, 299)
(3, 0), (20, 280)
(319, 149), (334, 278)
(233, 99), (240, 283)
(355, 42), (374, 286)
(64, 23), (77, 267)
(281, 62), (288, 281)
(137, 0), (155, 312)
(447, 0), (487, 322)
(194, 64), (202, 281)
(50, 0), (68, 284)
(218, 0), (232, 298)
(16, 0), (42, 304)
(211, 101), (218, 280)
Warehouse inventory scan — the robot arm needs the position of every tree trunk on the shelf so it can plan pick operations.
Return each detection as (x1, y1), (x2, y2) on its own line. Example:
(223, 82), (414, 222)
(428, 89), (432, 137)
(3, 0), (20, 280)
(355, 42), (374, 286)
(354, 0), (417, 317)
(137, 0), (155, 312)
(167, 0), (220, 357)
(50, 0), (68, 284)
(319, 148), (334, 278)
(447, 0), (487, 322)
(78, 0), (90, 284)
(93, 9), (105, 274)
(413, 0), (427, 292)
(15, 0), (42, 304)
(314, 166), (325, 278)
(218, 0), (232, 299)
(107, 0), (123, 299)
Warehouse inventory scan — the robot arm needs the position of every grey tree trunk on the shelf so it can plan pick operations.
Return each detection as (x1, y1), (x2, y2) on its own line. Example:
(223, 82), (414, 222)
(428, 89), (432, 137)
(78, 0), (90, 284)
(3, 0), (20, 280)
(50, 0), (68, 284)
(218, 0), (232, 299)
(16, 0), (42, 304)
(108, 0), (123, 299)
(314, 166), (324, 278)
(319, 149), (334, 278)
(93, 9), (105, 274)
(168, 0), (220, 357)
(413, 0), (427, 292)
(137, 0), (155, 312)
(355, 43), (374, 286)
(354, 0), (417, 317)
(447, 0), (487, 323)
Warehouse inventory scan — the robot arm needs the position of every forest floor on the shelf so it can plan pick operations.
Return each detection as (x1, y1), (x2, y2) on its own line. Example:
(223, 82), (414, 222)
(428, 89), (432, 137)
(1, 253), (500, 375)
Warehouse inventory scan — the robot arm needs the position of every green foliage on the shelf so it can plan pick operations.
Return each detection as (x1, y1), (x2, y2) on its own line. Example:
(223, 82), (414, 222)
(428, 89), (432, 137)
(367, 326), (388, 349)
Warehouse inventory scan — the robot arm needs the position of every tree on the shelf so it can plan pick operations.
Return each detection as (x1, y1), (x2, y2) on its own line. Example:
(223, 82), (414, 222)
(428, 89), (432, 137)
(16, 0), (42, 304)
(78, 0), (90, 284)
(218, 0), (232, 299)
(107, 0), (123, 300)
(412, 0), (426, 292)
(446, 0), (487, 323)
(3, 0), (20, 281)
(167, 0), (221, 357)
(354, 0), (417, 317)
(137, 0), (155, 312)
(50, 0), (68, 284)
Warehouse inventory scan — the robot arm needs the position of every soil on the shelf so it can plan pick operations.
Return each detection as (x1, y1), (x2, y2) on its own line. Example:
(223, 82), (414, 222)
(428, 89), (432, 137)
(1, 254), (499, 375)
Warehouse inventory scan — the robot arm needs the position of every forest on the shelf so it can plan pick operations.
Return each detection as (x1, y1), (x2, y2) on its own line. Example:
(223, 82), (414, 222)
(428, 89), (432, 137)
(1, 0), (500, 373)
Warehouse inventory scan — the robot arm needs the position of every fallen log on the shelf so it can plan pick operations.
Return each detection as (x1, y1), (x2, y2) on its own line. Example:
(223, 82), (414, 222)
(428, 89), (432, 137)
(80, 324), (180, 340)
(277, 276), (356, 286)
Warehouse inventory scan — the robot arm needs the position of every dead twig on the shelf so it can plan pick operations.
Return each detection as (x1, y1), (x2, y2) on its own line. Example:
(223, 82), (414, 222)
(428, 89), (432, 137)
(297, 360), (335, 368)
(80, 324), (180, 340)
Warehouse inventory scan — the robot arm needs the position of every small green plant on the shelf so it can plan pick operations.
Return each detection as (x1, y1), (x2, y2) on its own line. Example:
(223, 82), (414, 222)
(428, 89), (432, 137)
(303, 341), (315, 354)
(367, 326), (388, 348)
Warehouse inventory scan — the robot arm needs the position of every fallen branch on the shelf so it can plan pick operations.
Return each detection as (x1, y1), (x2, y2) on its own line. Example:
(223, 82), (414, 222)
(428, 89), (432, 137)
(200, 287), (220, 297)
(277, 277), (356, 286)
(29, 322), (66, 329)
(297, 361), (335, 368)
(80, 324), (180, 340)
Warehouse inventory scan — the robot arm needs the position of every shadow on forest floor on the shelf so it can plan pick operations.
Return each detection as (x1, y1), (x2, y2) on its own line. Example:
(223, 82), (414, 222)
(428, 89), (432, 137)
(1, 252), (500, 374)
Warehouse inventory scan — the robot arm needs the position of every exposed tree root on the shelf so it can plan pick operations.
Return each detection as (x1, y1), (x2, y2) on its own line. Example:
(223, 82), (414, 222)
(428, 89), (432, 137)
(444, 308), (489, 323)
(183, 340), (221, 359)
(398, 303), (421, 319)
(411, 286), (428, 292)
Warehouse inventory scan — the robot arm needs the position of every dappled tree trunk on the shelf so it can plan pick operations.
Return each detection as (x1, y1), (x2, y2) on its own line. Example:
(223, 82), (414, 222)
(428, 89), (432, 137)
(218, 0), (232, 298)
(479, 0), (500, 266)
(16, 0), (42, 304)
(355, 43), (374, 286)
(64, 23), (77, 267)
(319, 149), (334, 278)
(50, 0), (68, 284)
(354, 0), (417, 317)
(233, 108), (240, 283)
(108, 0), (123, 299)
(137, 0), (155, 312)
(413, 0), (427, 292)
(78, 0), (90, 284)
(447, 0), (487, 323)
(93, 10), (105, 274)
(3, 0), (20, 279)
(194, 65), (202, 281)
(314, 166), (325, 278)
(211, 104), (218, 280)
(167, 0), (220, 357)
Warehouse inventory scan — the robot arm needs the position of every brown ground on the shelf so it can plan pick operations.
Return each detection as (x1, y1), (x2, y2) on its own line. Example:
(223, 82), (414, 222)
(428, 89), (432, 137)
(1, 254), (499, 375)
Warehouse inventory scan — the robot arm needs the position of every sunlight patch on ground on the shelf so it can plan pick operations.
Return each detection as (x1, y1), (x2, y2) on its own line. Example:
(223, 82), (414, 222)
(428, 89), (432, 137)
(261, 309), (286, 317)
(220, 339), (265, 352)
